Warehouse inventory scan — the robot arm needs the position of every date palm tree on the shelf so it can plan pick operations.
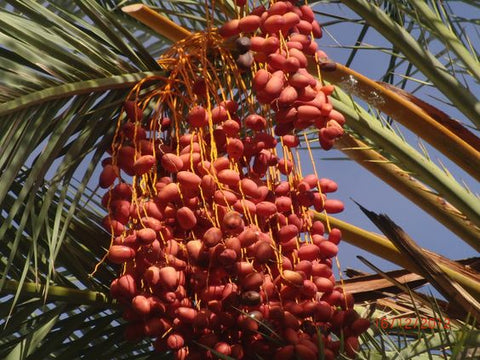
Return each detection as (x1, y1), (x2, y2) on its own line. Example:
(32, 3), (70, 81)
(1, 0), (479, 359)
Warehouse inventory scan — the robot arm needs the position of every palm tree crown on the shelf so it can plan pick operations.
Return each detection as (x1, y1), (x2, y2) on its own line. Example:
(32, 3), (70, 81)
(1, 1), (479, 359)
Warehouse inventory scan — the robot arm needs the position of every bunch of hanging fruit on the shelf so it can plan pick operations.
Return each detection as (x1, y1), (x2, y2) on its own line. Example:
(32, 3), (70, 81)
(99, 1), (370, 359)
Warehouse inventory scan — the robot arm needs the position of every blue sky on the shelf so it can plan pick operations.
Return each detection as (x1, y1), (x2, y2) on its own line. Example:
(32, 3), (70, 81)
(309, 2), (479, 277)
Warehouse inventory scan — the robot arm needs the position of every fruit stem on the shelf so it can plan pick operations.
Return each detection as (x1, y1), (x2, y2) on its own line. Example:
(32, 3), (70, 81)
(2, 280), (114, 306)
(122, 4), (192, 42)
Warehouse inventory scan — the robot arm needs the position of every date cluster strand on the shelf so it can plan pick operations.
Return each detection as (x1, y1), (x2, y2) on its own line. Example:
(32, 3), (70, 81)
(98, 1), (370, 359)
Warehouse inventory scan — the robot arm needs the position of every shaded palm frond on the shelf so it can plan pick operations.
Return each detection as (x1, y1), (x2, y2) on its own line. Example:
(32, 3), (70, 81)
(357, 205), (480, 321)
(341, 268), (427, 302)
(0, 169), (164, 359)
(313, 212), (480, 302)
(0, 2), (170, 357)
(0, 0), (171, 298)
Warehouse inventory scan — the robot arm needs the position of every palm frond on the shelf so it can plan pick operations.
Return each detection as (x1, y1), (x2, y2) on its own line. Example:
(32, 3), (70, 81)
(357, 207), (480, 321)
(330, 89), (480, 247)
(0, 161), (171, 359)
(317, 61), (480, 182)
(313, 212), (480, 302)
(0, 2), (169, 357)
(406, 0), (480, 84)
(0, 0), (169, 295)
(335, 133), (480, 248)
(339, 0), (480, 129)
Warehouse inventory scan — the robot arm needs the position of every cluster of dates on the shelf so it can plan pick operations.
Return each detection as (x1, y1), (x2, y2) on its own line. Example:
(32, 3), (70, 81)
(220, 0), (345, 149)
(98, 1), (370, 359)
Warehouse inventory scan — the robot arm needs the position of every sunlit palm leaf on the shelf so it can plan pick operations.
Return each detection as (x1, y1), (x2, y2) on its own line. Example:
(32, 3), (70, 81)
(339, 0), (480, 129)
(335, 134), (480, 248)
(330, 89), (480, 238)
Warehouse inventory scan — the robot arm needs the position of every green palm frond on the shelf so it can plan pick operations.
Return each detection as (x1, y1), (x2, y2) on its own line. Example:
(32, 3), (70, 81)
(338, 0), (480, 129)
(335, 134), (480, 249)
(0, 171), (156, 359)
(0, 2), (167, 357)
(0, 0), (167, 290)
(331, 90), (480, 242)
